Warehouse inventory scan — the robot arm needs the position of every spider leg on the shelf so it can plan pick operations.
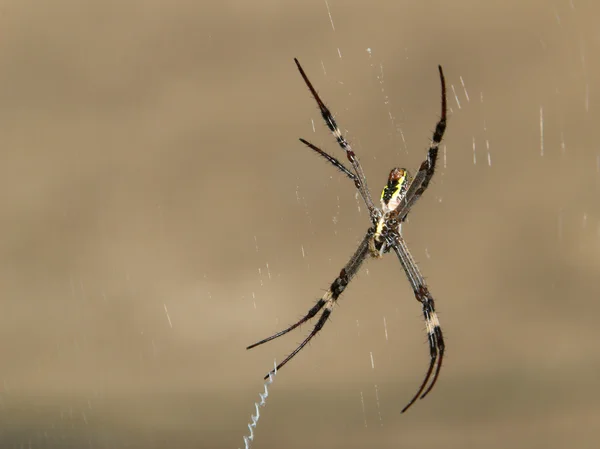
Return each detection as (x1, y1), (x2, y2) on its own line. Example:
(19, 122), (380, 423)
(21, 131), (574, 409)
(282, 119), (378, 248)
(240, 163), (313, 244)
(299, 138), (357, 184)
(294, 58), (377, 220)
(391, 236), (445, 413)
(260, 302), (332, 380)
(248, 230), (373, 380)
(420, 307), (445, 399)
(391, 65), (447, 223)
(246, 298), (327, 350)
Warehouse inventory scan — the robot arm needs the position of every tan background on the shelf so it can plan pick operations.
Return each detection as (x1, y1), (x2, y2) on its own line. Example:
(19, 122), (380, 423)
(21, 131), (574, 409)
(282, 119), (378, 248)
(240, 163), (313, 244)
(1, 0), (599, 448)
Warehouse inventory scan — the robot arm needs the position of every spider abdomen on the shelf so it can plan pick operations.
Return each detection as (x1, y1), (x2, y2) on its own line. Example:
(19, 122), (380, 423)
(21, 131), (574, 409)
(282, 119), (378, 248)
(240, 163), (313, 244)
(381, 167), (411, 213)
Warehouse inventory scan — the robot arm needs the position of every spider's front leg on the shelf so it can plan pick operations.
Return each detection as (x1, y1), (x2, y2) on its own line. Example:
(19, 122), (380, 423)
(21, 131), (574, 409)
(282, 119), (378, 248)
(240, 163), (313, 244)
(295, 58), (378, 218)
(298, 138), (382, 227)
(391, 65), (447, 223)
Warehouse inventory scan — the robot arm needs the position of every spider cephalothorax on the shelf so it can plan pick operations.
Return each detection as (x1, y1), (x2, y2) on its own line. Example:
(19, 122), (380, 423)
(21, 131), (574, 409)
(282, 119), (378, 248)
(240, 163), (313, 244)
(248, 59), (447, 413)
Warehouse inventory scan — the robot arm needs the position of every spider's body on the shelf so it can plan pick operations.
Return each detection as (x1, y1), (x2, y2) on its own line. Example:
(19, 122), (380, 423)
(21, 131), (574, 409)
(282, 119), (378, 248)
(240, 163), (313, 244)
(381, 168), (411, 214)
(248, 59), (448, 413)
(371, 168), (411, 257)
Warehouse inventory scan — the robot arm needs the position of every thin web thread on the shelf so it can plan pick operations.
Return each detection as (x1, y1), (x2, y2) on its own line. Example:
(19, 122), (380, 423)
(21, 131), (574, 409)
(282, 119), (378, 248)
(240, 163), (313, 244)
(240, 361), (277, 449)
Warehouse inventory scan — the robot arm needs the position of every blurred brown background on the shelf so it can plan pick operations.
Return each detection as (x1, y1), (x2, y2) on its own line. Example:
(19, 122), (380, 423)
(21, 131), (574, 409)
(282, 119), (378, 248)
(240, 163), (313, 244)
(1, 0), (599, 448)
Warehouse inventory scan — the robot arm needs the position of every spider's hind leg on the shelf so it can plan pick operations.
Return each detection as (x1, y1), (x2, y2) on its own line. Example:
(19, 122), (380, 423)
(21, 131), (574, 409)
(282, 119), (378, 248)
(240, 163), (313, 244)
(391, 237), (445, 413)
(400, 293), (444, 413)
(247, 230), (373, 379)
(246, 299), (326, 351)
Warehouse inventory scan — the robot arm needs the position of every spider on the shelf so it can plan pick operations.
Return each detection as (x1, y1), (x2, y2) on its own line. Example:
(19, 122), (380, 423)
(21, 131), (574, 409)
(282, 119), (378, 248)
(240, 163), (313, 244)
(247, 58), (447, 413)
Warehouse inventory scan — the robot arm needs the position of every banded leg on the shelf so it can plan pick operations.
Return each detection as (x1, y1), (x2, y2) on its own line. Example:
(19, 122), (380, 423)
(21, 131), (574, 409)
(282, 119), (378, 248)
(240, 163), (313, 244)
(299, 138), (357, 184)
(248, 230), (372, 380)
(392, 235), (445, 413)
(295, 58), (377, 219)
(391, 65), (447, 223)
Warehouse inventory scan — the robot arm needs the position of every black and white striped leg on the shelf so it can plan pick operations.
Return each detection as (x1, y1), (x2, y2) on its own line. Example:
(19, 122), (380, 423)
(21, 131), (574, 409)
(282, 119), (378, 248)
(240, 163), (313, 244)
(248, 231), (372, 380)
(392, 237), (445, 413)
(420, 296), (444, 399)
(400, 290), (444, 413)
(298, 138), (357, 185)
(392, 65), (447, 223)
(294, 58), (377, 217)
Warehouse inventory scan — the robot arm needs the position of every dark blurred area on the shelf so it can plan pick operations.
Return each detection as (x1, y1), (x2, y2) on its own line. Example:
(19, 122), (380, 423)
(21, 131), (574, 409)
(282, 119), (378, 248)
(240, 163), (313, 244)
(0, 1), (599, 448)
